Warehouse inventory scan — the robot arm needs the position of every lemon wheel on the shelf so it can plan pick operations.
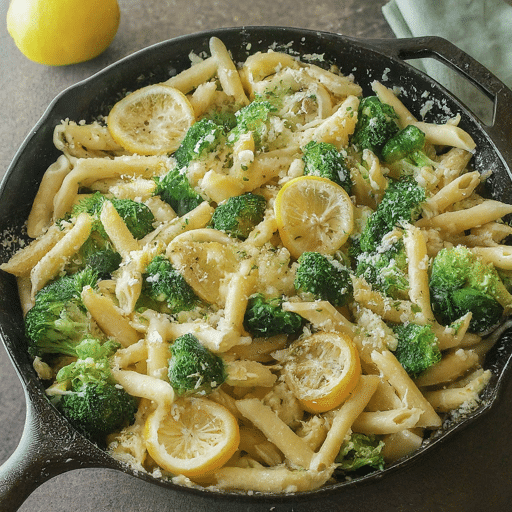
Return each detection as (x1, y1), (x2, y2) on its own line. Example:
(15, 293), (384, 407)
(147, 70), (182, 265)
(167, 233), (239, 307)
(145, 397), (240, 478)
(107, 84), (196, 155)
(282, 331), (361, 413)
(274, 176), (354, 259)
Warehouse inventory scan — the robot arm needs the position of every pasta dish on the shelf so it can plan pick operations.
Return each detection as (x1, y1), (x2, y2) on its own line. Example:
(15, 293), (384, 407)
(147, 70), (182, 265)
(2, 36), (512, 494)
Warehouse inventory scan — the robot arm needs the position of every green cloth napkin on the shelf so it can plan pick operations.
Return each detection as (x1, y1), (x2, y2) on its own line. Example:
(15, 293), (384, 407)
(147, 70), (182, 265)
(382, 0), (512, 122)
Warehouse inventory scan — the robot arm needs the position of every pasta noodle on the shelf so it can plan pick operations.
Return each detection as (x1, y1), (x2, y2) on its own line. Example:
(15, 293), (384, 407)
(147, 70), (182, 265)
(30, 212), (92, 298)
(2, 37), (509, 495)
(27, 155), (73, 237)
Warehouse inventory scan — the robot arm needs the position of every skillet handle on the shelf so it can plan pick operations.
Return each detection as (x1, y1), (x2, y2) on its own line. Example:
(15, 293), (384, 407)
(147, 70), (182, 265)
(0, 384), (115, 511)
(370, 36), (512, 171)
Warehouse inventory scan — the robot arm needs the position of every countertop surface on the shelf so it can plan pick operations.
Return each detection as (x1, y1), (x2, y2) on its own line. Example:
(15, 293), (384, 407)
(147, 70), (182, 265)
(1, 1), (511, 511)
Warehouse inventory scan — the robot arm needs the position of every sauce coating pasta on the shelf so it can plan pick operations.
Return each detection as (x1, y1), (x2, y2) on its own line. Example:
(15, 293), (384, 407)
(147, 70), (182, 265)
(2, 37), (511, 494)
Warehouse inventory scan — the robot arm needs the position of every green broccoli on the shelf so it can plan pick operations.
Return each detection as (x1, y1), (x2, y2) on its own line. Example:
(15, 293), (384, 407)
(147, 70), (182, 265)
(153, 167), (204, 217)
(294, 251), (353, 307)
(243, 293), (304, 338)
(302, 140), (352, 194)
(56, 337), (120, 387)
(70, 192), (155, 240)
(204, 109), (238, 131)
(351, 96), (400, 155)
(358, 177), (426, 254)
(65, 193), (151, 276)
(141, 254), (199, 314)
(70, 192), (107, 228)
(25, 268), (99, 357)
(66, 194), (121, 276)
(429, 246), (511, 333)
(228, 100), (277, 148)
(173, 118), (225, 169)
(59, 383), (138, 445)
(335, 433), (385, 472)
(83, 246), (122, 279)
(168, 333), (227, 396)
(392, 322), (441, 377)
(380, 125), (426, 164)
(109, 198), (155, 239)
(56, 338), (137, 444)
(210, 193), (267, 239)
(355, 238), (409, 299)
(34, 266), (99, 304)
(381, 124), (438, 178)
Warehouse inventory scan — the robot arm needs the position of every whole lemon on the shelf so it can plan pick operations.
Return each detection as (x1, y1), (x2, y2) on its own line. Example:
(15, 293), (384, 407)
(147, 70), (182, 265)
(6, 0), (120, 66)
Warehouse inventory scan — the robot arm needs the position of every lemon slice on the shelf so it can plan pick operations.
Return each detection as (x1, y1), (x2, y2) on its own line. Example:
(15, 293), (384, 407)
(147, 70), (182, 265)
(282, 331), (361, 413)
(167, 234), (240, 306)
(107, 84), (195, 155)
(145, 397), (240, 478)
(274, 176), (354, 259)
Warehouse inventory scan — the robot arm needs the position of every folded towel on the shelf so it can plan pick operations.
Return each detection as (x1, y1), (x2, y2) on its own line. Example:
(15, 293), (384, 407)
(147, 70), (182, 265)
(382, 0), (512, 122)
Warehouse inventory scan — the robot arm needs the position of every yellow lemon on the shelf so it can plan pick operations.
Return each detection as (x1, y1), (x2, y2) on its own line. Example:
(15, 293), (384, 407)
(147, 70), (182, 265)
(274, 176), (354, 259)
(145, 397), (240, 478)
(107, 84), (196, 156)
(282, 331), (361, 413)
(6, 0), (120, 66)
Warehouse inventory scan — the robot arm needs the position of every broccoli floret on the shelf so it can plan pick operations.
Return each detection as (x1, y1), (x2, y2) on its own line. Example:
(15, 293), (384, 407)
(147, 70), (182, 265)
(56, 338), (137, 444)
(153, 167), (203, 217)
(84, 247), (122, 279)
(67, 194), (122, 276)
(142, 255), (199, 314)
(168, 333), (227, 396)
(381, 124), (438, 177)
(429, 246), (511, 333)
(71, 192), (154, 240)
(294, 251), (353, 307)
(110, 198), (155, 239)
(243, 293), (304, 338)
(210, 193), (267, 239)
(68, 193), (153, 274)
(204, 109), (238, 131)
(355, 238), (409, 299)
(35, 266), (98, 304)
(335, 433), (385, 472)
(302, 141), (352, 194)
(59, 383), (138, 445)
(25, 301), (91, 358)
(351, 96), (400, 155)
(70, 192), (106, 232)
(173, 118), (225, 169)
(25, 268), (99, 357)
(380, 125), (426, 164)
(56, 337), (120, 387)
(392, 322), (441, 377)
(358, 177), (426, 254)
(228, 101), (277, 148)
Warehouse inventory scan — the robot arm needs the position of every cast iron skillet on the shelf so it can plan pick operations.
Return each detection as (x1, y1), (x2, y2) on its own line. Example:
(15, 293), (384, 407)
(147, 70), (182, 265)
(1, 26), (512, 512)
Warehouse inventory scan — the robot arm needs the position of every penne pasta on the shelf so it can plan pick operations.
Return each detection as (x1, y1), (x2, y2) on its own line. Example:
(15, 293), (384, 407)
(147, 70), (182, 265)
(236, 398), (315, 468)
(81, 286), (141, 347)
(411, 121), (476, 152)
(27, 155), (73, 237)
(371, 350), (442, 428)
(3, 37), (507, 495)
(351, 407), (422, 435)
(30, 213), (92, 298)
(416, 200), (512, 233)
(310, 375), (380, 471)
